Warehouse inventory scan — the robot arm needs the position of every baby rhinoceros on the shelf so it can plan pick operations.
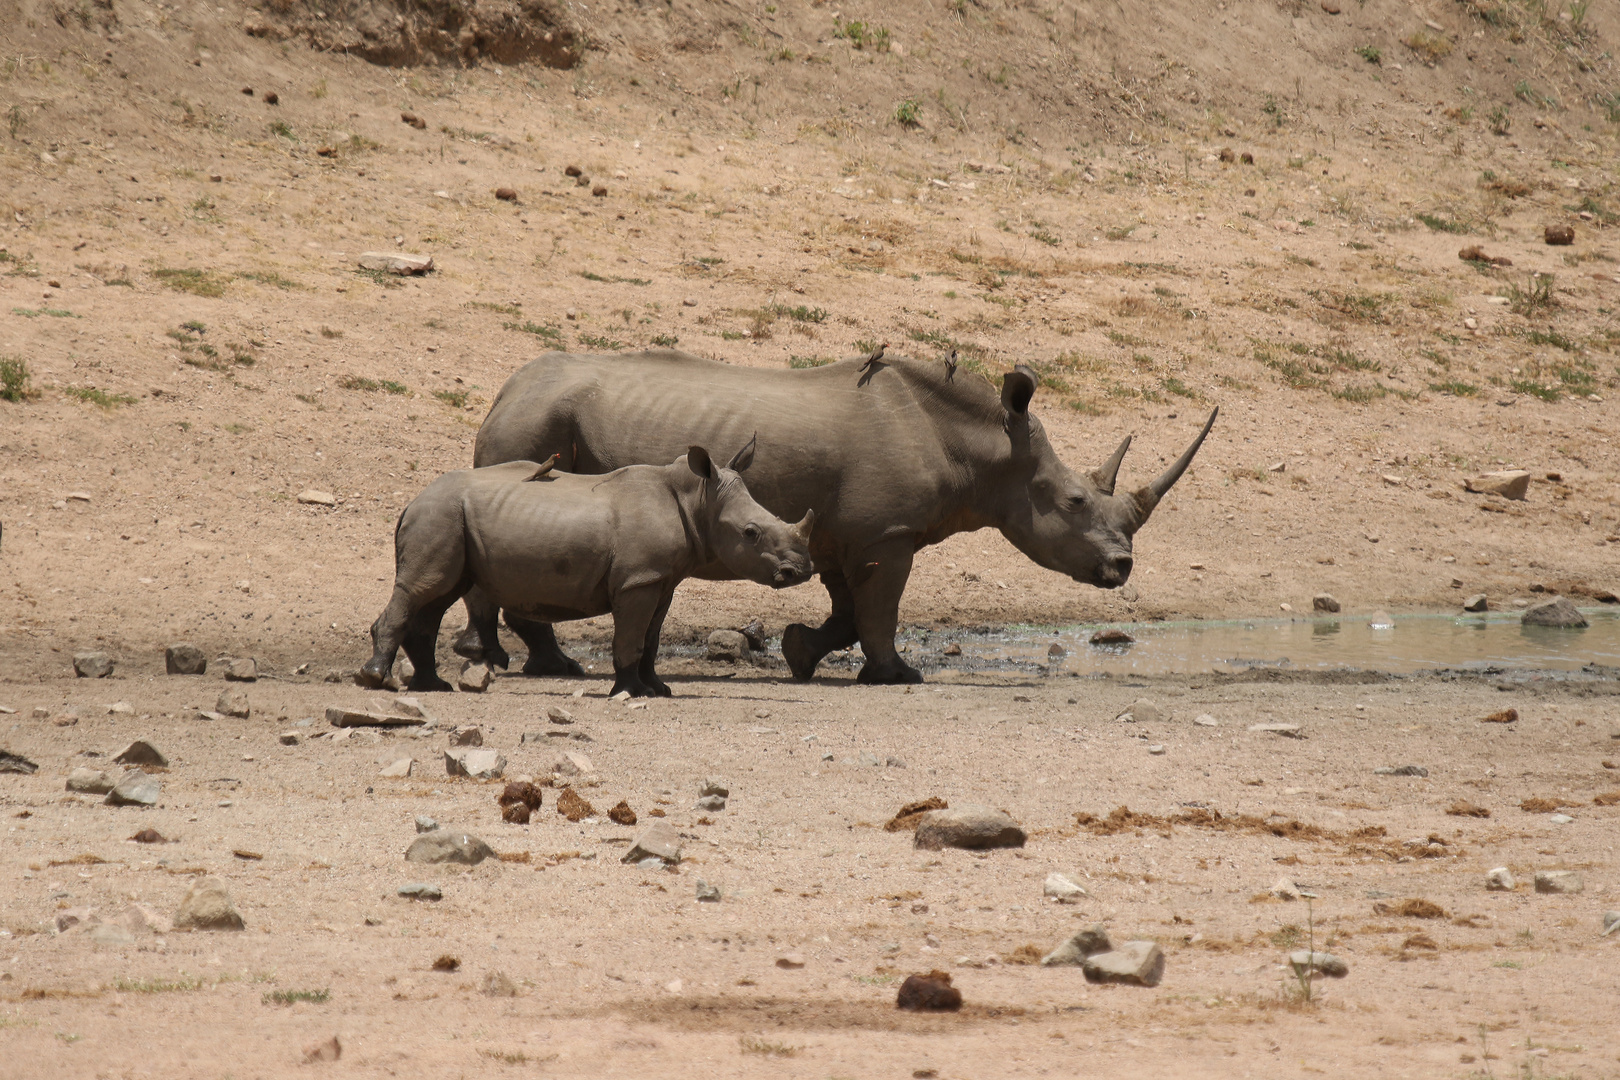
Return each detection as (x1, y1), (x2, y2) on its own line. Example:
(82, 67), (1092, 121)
(362, 441), (813, 698)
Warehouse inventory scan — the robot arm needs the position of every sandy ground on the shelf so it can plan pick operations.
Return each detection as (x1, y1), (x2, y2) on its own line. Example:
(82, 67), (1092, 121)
(3, 0), (1620, 1073)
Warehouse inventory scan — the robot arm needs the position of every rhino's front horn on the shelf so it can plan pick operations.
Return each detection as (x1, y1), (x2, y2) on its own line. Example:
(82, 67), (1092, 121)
(794, 508), (816, 539)
(1130, 407), (1219, 526)
(1089, 435), (1132, 496)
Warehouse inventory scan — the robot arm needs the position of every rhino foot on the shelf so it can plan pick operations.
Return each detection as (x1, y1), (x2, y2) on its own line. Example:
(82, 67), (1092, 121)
(407, 674), (455, 693)
(521, 651), (587, 678)
(451, 624), (489, 661)
(856, 657), (924, 685)
(609, 670), (660, 699)
(357, 658), (393, 689)
(781, 623), (819, 682)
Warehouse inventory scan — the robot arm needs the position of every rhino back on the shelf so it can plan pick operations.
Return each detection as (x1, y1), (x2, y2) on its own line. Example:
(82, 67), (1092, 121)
(477, 352), (999, 550)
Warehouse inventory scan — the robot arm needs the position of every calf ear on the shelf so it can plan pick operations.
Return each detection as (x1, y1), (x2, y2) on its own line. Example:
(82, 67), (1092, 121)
(726, 433), (757, 473)
(687, 446), (716, 480)
(1001, 366), (1037, 417)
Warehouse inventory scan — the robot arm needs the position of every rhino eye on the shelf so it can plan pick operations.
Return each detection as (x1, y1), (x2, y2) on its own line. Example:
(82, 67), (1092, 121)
(1061, 493), (1088, 514)
(743, 524), (761, 543)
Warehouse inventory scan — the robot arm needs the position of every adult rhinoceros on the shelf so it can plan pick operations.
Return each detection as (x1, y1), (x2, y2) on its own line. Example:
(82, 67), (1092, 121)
(457, 350), (1216, 684)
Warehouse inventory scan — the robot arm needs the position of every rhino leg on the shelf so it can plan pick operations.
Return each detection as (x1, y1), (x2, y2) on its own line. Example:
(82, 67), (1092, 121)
(451, 586), (509, 669)
(361, 586), (416, 689)
(505, 613), (587, 677)
(635, 588), (677, 698)
(850, 541), (923, 685)
(782, 571), (858, 681)
(402, 593), (461, 692)
(608, 584), (664, 698)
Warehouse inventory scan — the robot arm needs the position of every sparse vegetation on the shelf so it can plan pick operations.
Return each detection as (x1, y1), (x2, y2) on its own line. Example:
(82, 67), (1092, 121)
(11, 306), (78, 318)
(337, 375), (408, 395)
(113, 977), (203, 994)
(1428, 380), (1479, 397)
(577, 333), (625, 350)
(1356, 45), (1382, 64)
(433, 389), (470, 409)
(651, 334), (679, 347)
(788, 354), (832, 368)
(895, 98), (921, 128)
(0, 356), (34, 402)
(1506, 273), (1556, 316)
(238, 270), (302, 290)
(1488, 104), (1512, 135)
(154, 268), (226, 298)
(579, 270), (651, 286)
(64, 387), (136, 409)
(503, 320), (564, 345)
(1403, 31), (1452, 64)
(739, 1036), (802, 1058)
(1416, 212), (1467, 234)
(832, 18), (890, 51)
(262, 988), (330, 1006)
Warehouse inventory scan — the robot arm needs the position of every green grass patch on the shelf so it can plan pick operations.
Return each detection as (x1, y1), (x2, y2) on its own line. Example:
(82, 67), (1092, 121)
(1428, 380), (1478, 397)
(651, 334), (679, 347)
(1526, 329), (1577, 352)
(469, 300), (522, 316)
(269, 120), (295, 141)
(739, 1035), (802, 1058)
(238, 270), (303, 290)
(1506, 274), (1555, 317)
(579, 270), (651, 286)
(1510, 379), (1560, 402)
(63, 387), (136, 409)
(355, 267), (403, 289)
(1416, 212), (1467, 234)
(577, 333), (624, 350)
(432, 389), (470, 409)
(113, 977), (203, 994)
(262, 988), (330, 1006)
(1356, 44), (1381, 64)
(788, 355), (831, 368)
(768, 302), (829, 323)
(1, 356), (36, 402)
(154, 268), (226, 298)
(502, 320), (563, 344)
(11, 306), (78, 318)
(337, 375), (408, 395)
(1160, 376), (1201, 399)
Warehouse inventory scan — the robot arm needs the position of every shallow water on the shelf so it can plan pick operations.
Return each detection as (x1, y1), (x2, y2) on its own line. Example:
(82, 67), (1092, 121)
(940, 607), (1620, 677)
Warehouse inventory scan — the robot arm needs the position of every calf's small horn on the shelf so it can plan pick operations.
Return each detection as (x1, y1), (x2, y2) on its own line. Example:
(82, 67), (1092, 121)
(1130, 407), (1218, 526)
(794, 508), (816, 539)
(1089, 435), (1131, 496)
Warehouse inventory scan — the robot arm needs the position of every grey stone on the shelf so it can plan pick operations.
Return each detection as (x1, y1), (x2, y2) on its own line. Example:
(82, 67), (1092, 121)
(104, 769), (160, 806)
(415, 815), (439, 833)
(1463, 593), (1488, 613)
(113, 739), (167, 767)
(457, 663), (492, 693)
(1249, 723), (1304, 738)
(0, 750), (33, 775)
(1601, 911), (1620, 937)
(913, 804), (1026, 851)
(390, 696), (431, 720)
(1373, 765), (1429, 777)
(1043, 873), (1086, 902)
(1041, 926), (1112, 966)
(73, 651), (114, 679)
(405, 830), (495, 865)
(1194, 714), (1218, 726)
(551, 751), (593, 777)
(1550, 813), (1575, 825)
(695, 879), (721, 902)
(1312, 593), (1341, 613)
(66, 767), (116, 794)
(1116, 698), (1160, 724)
(1269, 877), (1302, 901)
(195, 710), (225, 722)
(699, 778), (730, 798)
(1533, 870), (1583, 894)
(56, 906), (99, 933)
(1522, 597), (1588, 629)
(398, 882), (443, 901)
(448, 725), (483, 746)
(885, 756), (907, 768)
(297, 489), (337, 507)
(216, 688), (250, 719)
(1147, 744), (1166, 755)
(695, 794), (726, 812)
(1485, 867), (1516, 891)
(379, 758), (413, 778)
(89, 923), (136, 947)
(1082, 940), (1165, 987)
(165, 643), (206, 675)
(622, 820), (683, 865)
(705, 629), (749, 662)
(546, 705), (574, 725)
(1465, 469), (1530, 500)
(858, 751), (881, 767)
(358, 251), (433, 275)
(172, 876), (245, 930)
(1287, 950), (1349, 978)
(279, 731), (300, 746)
(111, 902), (171, 936)
(224, 657), (258, 682)
(444, 748), (505, 780)
(107, 701), (134, 715)
(325, 705), (426, 728)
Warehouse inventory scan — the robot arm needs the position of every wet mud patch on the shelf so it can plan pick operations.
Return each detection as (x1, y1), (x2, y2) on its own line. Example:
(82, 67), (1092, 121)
(593, 995), (1031, 1034)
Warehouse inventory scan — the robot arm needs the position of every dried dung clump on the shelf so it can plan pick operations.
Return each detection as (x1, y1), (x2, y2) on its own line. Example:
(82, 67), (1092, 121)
(502, 802), (531, 824)
(608, 800), (637, 825)
(1592, 790), (1620, 807)
(1480, 708), (1518, 724)
(556, 787), (594, 822)
(129, 828), (167, 843)
(896, 969), (962, 1012)
(1002, 944), (1045, 966)
(1520, 797), (1577, 813)
(1374, 898), (1447, 919)
(1446, 801), (1491, 818)
(498, 781), (544, 810)
(431, 955), (460, 972)
(884, 796), (948, 832)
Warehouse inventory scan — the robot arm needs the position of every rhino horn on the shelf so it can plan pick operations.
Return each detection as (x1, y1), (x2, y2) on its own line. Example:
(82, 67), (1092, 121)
(1130, 407), (1218, 526)
(794, 508), (816, 539)
(1089, 435), (1132, 496)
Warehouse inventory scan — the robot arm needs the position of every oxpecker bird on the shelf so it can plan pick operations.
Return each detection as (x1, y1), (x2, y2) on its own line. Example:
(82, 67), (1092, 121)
(943, 348), (958, 382)
(857, 342), (888, 373)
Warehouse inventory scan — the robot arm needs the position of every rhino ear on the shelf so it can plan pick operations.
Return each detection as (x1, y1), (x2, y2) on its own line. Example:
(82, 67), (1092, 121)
(1001, 366), (1037, 417)
(687, 446), (716, 480)
(726, 433), (757, 473)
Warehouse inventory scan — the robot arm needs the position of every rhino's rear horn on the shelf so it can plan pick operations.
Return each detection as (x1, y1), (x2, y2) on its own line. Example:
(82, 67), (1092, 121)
(1089, 435), (1132, 496)
(1130, 407), (1219, 526)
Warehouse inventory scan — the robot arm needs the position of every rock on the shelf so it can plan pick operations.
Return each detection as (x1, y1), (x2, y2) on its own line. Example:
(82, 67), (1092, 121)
(886, 756), (907, 768)
(390, 696), (431, 720)
(414, 815), (439, 833)
(481, 970), (518, 997)
(700, 778), (730, 798)
(302, 1035), (342, 1064)
(913, 804), (1026, 851)
(358, 251), (433, 275)
(1464, 470), (1530, 500)
(695, 794), (726, 812)
(398, 882), (442, 900)
(90, 922), (135, 947)
(449, 725), (483, 746)
(112, 902), (171, 936)
(445, 748), (505, 780)
(1533, 870), (1583, 894)
(325, 706), (426, 728)
(546, 705), (574, 725)
(1463, 594), (1489, 613)
(1147, 744), (1166, 755)
(738, 618), (767, 651)
(1374, 765), (1429, 777)
(775, 953), (806, 969)
(108, 701), (134, 716)
(216, 689), (250, 719)
(1269, 877), (1302, 901)
(113, 739), (167, 767)
(165, 643), (206, 675)
(224, 657), (258, 682)
(457, 663), (492, 693)
(1550, 813), (1575, 825)
(279, 731), (301, 746)
(695, 879), (721, 902)
(1090, 628), (1134, 645)
(896, 970), (962, 1011)
(56, 906), (99, 933)
(1522, 597), (1588, 629)
(1312, 593), (1341, 613)
(1486, 867), (1516, 891)
(1041, 926), (1112, 966)
(1544, 224), (1575, 246)
(1082, 940), (1165, 987)
(105, 769), (161, 806)
(591, 184), (608, 198)
(0, 750), (38, 774)
(608, 800), (637, 825)
(705, 629), (749, 662)
(556, 786), (594, 821)
(1288, 950), (1349, 978)
(1115, 699), (1160, 724)
(379, 758), (413, 778)
(552, 751), (593, 777)
(1194, 714), (1218, 726)
(1249, 723), (1304, 738)
(942, 643), (962, 656)
(73, 651), (114, 679)
(405, 830), (495, 865)
(622, 820), (682, 864)
(66, 767), (116, 794)
(1602, 911), (1620, 937)
(173, 876), (245, 930)
(1480, 708), (1518, 724)
(130, 828), (166, 844)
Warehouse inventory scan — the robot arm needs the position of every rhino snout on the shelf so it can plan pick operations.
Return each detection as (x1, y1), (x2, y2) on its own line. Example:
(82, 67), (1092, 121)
(1094, 555), (1133, 588)
(772, 562), (811, 587)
